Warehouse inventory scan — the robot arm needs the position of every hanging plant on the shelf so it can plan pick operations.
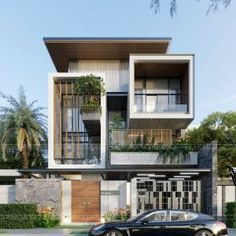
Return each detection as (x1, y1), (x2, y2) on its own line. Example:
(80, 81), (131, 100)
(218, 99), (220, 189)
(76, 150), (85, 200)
(74, 74), (105, 113)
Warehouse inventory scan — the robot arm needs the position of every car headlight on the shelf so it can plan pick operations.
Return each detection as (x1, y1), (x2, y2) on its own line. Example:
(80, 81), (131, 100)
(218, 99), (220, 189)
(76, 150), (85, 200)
(212, 221), (227, 234)
(93, 224), (105, 231)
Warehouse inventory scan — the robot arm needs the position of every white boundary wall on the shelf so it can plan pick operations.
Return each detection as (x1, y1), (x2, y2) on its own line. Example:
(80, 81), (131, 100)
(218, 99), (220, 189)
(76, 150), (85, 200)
(0, 185), (15, 203)
(217, 185), (236, 217)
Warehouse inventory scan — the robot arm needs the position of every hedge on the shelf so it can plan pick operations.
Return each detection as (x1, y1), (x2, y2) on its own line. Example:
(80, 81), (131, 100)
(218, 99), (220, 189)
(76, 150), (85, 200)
(225, 202), (236, 228)
(0, 204), (38, 229)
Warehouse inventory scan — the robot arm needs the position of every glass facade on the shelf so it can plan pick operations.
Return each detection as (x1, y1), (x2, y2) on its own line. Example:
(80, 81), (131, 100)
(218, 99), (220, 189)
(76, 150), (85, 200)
(134, 78), (187, 113)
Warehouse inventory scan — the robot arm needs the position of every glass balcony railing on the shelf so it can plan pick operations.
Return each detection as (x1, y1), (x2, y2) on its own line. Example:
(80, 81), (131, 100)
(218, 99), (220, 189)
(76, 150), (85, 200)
(110, 129), (172, 146)
(134, 94), (188, 113)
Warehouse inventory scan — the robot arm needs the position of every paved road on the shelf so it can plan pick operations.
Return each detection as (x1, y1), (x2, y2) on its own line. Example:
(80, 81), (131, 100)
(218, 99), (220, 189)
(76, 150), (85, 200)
(0, 228), (236, 235)
(229, 229), (236, 236)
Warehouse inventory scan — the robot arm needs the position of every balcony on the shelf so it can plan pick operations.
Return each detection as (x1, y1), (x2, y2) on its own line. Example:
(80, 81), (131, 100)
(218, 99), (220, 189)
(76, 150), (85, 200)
(129, 55), (194, 129)
(110, 148), (198, 166)
(109, 129), (198, 166)
(134, 94), (188, 113)
(53, 143), (100, 165)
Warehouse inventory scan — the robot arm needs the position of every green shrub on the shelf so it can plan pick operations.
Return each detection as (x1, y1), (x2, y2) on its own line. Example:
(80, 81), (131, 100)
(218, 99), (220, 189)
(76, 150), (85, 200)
(103, 208), (130, 222)
(0, 204), (60, 229)
(80, 99), (101, 113)
(225, 202), (236, 228)
(36, 213), (60, 228)
(0, 204), (38, 229)
(74, 74), (105, 113)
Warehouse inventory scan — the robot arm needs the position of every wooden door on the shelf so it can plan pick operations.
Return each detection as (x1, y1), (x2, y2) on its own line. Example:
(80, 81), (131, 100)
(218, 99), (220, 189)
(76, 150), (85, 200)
(72, 181), (100, 222)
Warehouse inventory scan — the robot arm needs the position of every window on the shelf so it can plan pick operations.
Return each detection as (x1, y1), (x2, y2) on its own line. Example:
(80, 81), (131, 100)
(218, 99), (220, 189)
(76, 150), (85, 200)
(134, 78), (183, 113)
(170, 211), (198, 222)
(143, 211), (167, 222)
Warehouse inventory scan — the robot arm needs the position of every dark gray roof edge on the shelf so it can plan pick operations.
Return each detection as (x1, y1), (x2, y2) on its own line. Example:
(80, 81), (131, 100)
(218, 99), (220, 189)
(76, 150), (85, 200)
(43, 37), (172, 43)
(18, 168), (211, 173)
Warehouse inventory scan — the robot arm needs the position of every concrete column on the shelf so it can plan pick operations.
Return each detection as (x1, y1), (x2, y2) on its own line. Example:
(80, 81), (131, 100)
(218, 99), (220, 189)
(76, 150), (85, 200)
(199, 142), (218, 216)
(131, 178), (137, 217)
(61, 181), (72, 224)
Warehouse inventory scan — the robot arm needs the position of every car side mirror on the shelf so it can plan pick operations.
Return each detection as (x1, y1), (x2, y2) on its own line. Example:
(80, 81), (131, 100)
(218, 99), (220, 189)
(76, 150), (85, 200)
(140, 218), (149, 224)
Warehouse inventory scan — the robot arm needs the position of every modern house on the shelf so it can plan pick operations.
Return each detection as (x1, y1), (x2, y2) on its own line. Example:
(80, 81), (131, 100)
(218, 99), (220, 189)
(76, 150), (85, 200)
(5, 37), (218, 224)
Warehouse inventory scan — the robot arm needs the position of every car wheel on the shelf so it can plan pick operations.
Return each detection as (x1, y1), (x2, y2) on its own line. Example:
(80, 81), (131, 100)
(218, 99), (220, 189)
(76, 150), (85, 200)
(195, 230), (213, 236)
(104, 230), (123, 236)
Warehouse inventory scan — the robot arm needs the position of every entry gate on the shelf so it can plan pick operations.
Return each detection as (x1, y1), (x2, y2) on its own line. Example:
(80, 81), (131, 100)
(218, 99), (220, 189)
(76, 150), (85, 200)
(135, 178), (201, 214)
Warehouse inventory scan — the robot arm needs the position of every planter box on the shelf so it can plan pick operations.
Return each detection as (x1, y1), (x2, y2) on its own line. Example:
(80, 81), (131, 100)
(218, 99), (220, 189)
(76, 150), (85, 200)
(110, 152), (198, 165)
(81, 112), (101, 136)
(81, 111), (101, 121)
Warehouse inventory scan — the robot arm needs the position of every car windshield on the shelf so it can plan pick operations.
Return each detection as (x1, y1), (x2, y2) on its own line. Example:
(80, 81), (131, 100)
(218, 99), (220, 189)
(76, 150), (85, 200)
(142, 211), (167, 222)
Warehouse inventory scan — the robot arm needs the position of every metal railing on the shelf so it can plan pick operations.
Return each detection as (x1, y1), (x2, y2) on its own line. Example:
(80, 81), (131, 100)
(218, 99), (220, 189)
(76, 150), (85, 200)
(53, 143), (101, 165)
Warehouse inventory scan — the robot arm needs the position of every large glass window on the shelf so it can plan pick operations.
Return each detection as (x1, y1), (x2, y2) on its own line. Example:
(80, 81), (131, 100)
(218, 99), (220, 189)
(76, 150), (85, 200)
(134, 78), (186, 113)
(62, 95), (85, 133)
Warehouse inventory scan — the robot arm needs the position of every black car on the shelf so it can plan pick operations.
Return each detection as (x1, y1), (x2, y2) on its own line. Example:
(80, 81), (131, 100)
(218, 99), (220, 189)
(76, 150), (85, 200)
(89, 209), (228, 236)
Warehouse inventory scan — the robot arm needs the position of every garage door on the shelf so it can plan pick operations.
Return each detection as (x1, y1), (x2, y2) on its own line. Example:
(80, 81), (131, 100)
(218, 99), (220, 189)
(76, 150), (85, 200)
(72, 181), (100, 222)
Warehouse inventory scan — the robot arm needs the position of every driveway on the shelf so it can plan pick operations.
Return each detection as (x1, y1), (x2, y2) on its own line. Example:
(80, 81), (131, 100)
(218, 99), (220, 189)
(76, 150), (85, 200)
(0, 228), (236, 235)
(0, 228), (88, 236)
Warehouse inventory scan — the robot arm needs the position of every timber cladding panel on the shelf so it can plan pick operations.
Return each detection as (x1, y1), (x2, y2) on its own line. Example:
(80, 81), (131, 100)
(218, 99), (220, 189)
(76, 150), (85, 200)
(72, 181), (100, 222)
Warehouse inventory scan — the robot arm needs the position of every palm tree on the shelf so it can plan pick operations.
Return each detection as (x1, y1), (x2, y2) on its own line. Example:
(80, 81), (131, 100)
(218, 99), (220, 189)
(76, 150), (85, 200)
(0, 86), (47, 169)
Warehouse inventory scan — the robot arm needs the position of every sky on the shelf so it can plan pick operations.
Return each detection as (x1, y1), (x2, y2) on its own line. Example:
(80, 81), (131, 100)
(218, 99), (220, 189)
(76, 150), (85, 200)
(0, 0), (235, 126)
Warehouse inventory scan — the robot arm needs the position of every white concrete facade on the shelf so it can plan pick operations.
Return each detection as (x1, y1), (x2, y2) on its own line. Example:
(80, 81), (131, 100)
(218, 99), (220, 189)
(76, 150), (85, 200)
(128, 54), (194, 129)
(48, 72), (106, 169)
(129, 54), (194, 120)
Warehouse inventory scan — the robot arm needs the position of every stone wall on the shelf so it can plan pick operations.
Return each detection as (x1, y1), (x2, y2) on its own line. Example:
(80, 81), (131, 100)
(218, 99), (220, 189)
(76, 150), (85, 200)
(15, 179), (62, 217)
(198, 141), (218, 216)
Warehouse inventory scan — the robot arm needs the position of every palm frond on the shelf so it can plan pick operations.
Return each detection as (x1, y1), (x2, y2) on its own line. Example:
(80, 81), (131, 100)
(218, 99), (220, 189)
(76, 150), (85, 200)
(17, 128), (27, 152)
(1, 86), (47, 168)
(18, 86), (27, 108)
(1, 127), (16, 160)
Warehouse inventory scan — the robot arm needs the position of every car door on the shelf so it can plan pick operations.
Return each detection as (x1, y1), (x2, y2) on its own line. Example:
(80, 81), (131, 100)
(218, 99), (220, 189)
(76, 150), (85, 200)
(164, 211), (199, 236)
(130, 210), (168, 236)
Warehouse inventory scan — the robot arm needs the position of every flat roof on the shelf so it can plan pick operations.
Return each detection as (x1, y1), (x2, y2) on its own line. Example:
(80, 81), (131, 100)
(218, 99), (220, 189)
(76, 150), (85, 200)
(44, 37), (172, 72)
(0, 169), (22, 177)
(18, 168), (210, 181)
(18, 168), (210, 174)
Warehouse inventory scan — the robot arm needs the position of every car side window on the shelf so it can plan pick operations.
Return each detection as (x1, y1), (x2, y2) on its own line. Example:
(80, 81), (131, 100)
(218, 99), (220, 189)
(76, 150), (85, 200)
(144, 211), (167, 222)
(170, 211), (197, 222)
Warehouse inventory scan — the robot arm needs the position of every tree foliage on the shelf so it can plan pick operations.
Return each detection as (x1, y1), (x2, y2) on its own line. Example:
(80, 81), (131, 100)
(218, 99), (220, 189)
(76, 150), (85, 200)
(184, 112), (236, 177)
(150, 0), (232, 16)
(0, 86), (47, 169)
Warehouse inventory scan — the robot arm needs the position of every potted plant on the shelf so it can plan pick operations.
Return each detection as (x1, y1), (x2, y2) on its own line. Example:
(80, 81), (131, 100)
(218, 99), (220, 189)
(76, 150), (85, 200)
(74, 74), (105, 121)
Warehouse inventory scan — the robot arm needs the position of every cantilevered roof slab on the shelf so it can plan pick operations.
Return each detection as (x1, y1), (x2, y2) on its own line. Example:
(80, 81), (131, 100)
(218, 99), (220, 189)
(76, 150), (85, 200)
(44, 37), (171, 72)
